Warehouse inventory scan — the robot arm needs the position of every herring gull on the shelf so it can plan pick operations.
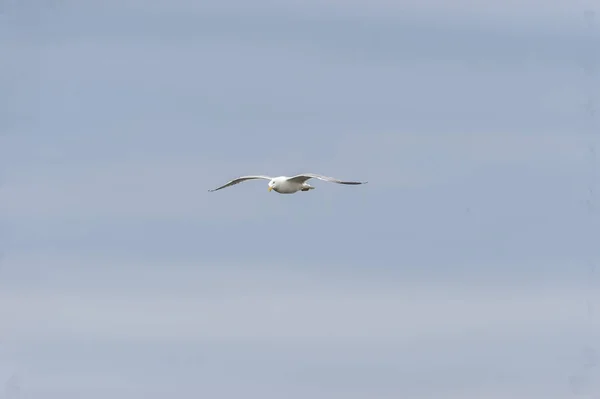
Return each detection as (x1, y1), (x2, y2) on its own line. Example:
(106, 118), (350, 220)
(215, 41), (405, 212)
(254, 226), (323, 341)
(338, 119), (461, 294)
(208, 173), (367, 194)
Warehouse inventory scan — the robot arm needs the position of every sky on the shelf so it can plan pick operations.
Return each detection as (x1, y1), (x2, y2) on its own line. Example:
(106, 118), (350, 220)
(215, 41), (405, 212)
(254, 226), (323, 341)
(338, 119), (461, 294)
(1, 0), (600, 398)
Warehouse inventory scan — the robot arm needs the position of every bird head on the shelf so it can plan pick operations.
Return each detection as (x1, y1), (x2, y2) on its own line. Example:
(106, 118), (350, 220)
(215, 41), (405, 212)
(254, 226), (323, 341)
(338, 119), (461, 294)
(268, 180), (275, 192)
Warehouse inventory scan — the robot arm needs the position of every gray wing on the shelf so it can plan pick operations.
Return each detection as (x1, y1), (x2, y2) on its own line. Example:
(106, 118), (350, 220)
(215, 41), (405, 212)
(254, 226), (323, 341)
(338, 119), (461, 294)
(287, 173), (367, 185)
(208, 175), (272, 192)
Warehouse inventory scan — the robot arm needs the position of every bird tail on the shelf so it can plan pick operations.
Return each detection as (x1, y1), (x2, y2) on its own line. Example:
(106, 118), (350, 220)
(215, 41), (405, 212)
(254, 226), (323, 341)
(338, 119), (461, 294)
(301, 184), (315, 192)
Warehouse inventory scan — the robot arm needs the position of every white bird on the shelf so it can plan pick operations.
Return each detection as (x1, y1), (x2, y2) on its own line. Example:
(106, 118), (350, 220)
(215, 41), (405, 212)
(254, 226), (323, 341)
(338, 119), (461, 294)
(208, 173), (367, 194)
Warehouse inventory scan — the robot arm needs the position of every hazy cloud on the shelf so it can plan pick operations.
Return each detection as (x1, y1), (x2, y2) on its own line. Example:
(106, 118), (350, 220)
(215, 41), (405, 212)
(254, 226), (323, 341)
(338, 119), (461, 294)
(3, 0), (600, 398)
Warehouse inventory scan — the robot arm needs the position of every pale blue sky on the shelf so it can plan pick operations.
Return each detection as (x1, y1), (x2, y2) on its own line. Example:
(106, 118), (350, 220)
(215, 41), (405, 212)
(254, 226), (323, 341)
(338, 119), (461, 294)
(1, 1), (600, 398)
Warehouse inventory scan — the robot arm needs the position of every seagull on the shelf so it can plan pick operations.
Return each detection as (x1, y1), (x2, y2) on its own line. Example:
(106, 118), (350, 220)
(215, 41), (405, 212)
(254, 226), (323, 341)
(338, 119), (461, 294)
(208, 173), (368, 194)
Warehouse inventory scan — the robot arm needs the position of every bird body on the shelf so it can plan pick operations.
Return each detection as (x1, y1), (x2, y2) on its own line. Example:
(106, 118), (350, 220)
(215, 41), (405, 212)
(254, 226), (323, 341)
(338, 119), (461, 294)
(208, 173), (367, 194)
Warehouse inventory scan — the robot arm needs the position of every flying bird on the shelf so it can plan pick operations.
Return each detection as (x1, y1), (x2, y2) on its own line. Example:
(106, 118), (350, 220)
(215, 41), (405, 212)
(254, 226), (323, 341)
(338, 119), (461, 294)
(208, 173), (367, 194)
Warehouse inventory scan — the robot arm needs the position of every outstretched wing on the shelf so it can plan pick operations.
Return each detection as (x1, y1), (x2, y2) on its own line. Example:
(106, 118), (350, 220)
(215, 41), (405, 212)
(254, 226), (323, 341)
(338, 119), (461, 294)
(208, 175), (272, 192)
(287, 173), (367, 185)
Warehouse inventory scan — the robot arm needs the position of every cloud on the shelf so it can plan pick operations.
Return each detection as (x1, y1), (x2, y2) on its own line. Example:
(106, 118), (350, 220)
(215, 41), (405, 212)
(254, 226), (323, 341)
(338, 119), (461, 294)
(2, 2), (599, 398)
(0, 253), (595, 398)
(59, 0), (591, 31)
(1, 129), (596, 226)
(0, 153), (279, 223)
(333, 132), (597, 189)
(0, 253), (592, 345)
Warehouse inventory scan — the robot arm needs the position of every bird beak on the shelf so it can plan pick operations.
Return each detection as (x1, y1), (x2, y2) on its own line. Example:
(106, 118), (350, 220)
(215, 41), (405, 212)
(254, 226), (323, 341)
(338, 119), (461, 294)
(268, 186), (272, 192)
